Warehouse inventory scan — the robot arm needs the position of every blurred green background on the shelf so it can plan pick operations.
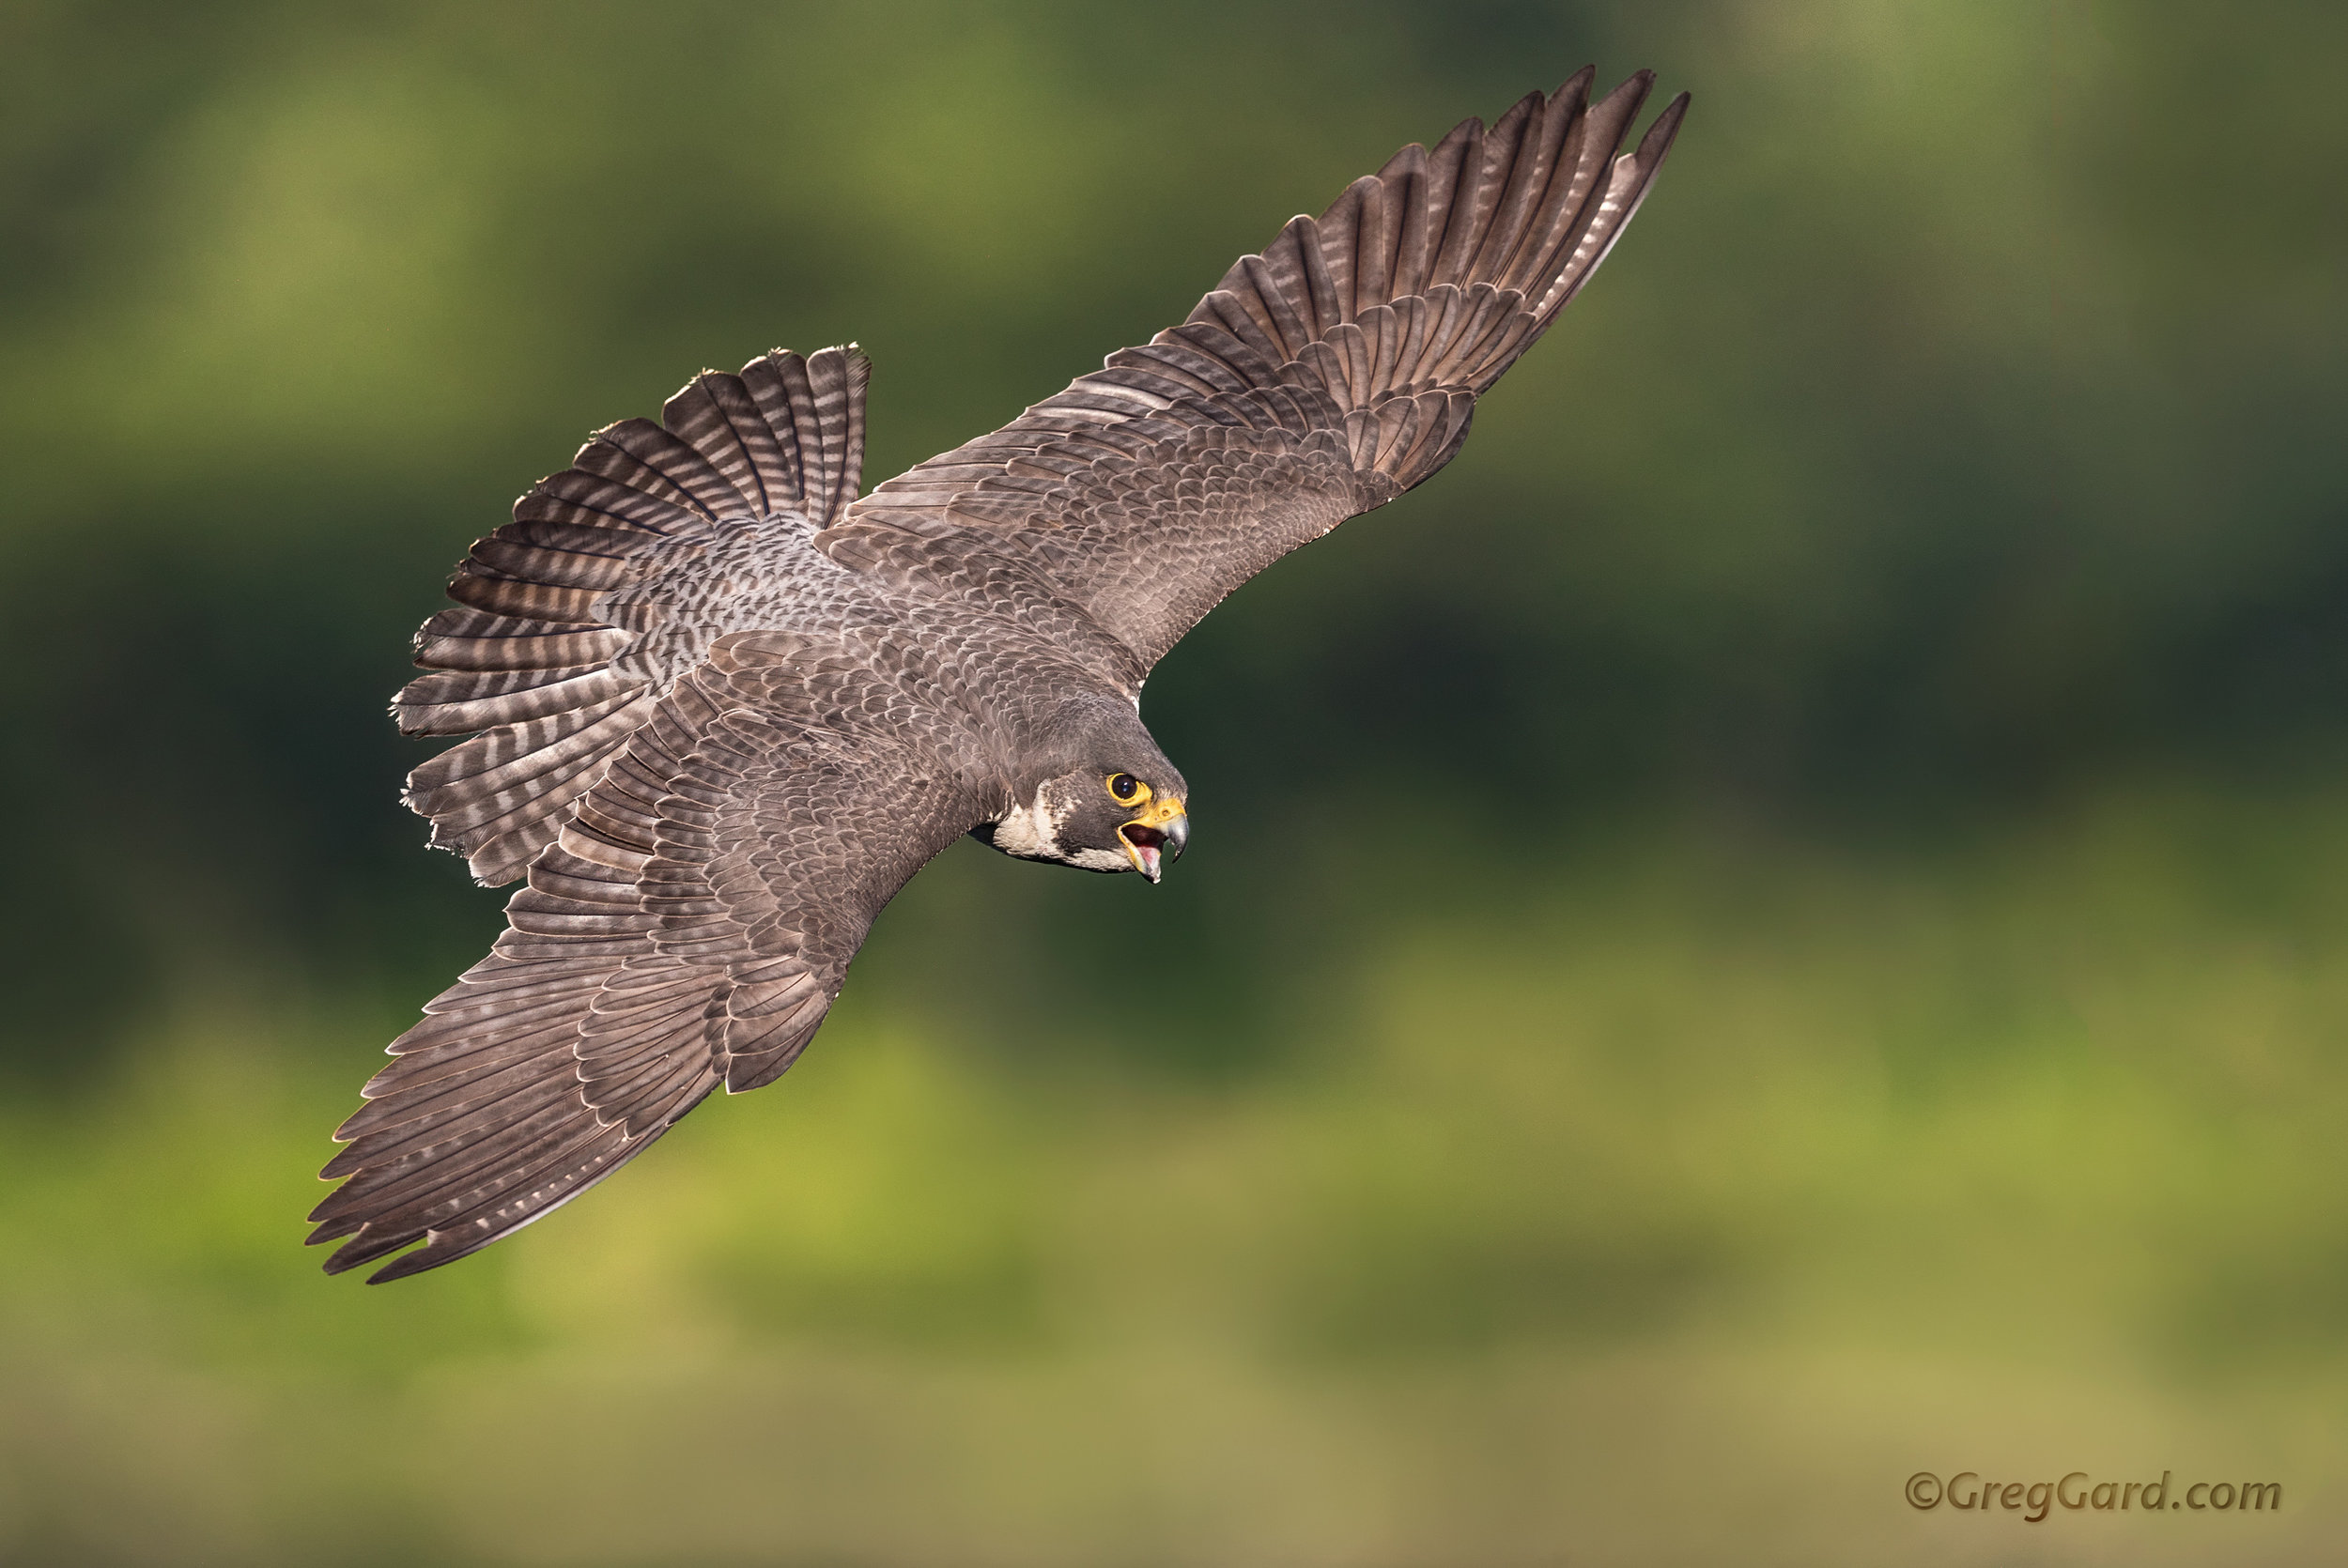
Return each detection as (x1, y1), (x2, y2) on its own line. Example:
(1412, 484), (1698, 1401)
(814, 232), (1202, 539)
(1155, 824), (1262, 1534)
(3, 1), (2345, 1562)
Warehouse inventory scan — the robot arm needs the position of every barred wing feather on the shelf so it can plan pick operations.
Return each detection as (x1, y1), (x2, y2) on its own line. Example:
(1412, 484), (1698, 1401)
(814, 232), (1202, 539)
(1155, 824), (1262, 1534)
(827, 69), (1688, 672)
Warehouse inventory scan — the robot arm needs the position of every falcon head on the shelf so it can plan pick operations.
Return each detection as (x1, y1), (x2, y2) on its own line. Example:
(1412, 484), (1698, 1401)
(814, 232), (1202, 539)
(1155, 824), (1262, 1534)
(976, 704), (1190, 882)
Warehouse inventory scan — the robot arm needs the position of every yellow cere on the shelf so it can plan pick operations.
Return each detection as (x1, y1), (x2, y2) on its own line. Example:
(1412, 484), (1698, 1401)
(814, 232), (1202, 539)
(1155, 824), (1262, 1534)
(1124, 793), (1185, 829)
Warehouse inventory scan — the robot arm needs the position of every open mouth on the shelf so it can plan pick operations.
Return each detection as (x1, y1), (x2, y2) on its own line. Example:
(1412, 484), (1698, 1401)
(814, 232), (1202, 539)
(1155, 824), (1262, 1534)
(1119, 823), (1167, 882)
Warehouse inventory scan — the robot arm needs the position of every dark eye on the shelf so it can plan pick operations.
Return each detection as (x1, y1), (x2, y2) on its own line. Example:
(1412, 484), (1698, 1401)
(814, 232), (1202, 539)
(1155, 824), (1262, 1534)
(1107, 773), (1139, 801)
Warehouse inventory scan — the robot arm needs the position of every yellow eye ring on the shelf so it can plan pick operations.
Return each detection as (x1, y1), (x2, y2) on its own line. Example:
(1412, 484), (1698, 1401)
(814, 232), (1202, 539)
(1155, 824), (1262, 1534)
(1105, 772), (1149, 806)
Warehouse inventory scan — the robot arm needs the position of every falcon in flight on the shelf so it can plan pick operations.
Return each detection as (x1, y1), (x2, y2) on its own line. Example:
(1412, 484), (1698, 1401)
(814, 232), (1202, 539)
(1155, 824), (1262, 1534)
(313, 69), (1689, 1281)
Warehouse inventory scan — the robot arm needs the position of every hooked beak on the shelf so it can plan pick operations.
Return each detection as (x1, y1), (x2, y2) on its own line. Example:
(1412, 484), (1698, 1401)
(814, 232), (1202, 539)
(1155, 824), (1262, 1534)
(1118, 797), (1189, 884)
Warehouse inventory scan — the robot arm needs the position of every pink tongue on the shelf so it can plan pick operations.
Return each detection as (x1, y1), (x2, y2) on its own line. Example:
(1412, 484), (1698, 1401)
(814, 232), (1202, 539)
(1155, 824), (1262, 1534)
(1135, 845), (1160, 879)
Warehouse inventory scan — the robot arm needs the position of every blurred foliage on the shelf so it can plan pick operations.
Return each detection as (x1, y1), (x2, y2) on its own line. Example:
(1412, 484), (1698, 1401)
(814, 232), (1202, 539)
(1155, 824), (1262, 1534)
(0, 0), (2344, 1563)
(8, 789), (2348, 1562)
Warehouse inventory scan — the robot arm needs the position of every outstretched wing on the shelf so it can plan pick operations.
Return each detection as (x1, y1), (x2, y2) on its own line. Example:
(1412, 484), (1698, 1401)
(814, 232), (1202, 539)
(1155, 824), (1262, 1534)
(824, 69), (1688, 674)
(312, 641), (981, 1282)
(399, 345), (869, 886)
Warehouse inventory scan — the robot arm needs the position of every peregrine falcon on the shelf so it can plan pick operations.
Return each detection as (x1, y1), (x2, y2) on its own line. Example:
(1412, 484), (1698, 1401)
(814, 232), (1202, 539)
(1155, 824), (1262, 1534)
(312, 69), (1688, 1281)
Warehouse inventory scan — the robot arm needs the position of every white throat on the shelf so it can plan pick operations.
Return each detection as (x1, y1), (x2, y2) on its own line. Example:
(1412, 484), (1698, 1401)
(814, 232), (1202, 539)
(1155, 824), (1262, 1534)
(990, 781), (1065, 860)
